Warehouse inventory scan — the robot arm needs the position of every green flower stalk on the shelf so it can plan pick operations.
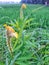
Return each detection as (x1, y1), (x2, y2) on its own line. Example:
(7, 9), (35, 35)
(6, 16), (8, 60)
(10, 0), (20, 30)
(20, 4), (26, 20)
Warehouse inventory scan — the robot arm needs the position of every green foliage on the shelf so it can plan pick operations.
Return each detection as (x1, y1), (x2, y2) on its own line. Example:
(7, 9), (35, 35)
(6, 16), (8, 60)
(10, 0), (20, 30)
(0, 4), (49, 65)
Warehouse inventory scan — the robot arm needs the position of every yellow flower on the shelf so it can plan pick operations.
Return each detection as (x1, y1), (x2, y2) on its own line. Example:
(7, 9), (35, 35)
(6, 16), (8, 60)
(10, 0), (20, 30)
(11, 32), (18, 38)
(4, 24), (18, 38)
(4, 24), (15, 32)
(21, 3), (26, 9)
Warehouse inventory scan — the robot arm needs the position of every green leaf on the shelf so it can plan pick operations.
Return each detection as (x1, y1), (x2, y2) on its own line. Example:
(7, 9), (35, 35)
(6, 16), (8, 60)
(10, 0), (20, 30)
(10, 52), (21, 65)
(0, 62), (5, 65)
(17, 56), (32, 61)
(16, 61), (28, 65)
(25, 18), (34, 24)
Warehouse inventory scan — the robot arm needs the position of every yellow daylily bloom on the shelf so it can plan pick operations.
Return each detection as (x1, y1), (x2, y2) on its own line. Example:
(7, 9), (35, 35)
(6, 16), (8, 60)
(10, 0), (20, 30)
(21, 3), (26, 9)
(4, 24), (18, 38)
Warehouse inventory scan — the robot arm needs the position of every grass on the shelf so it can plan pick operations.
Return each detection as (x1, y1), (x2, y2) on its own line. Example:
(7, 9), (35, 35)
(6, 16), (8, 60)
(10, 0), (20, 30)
(0, 4), (49, 65)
